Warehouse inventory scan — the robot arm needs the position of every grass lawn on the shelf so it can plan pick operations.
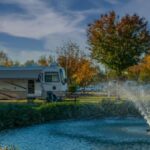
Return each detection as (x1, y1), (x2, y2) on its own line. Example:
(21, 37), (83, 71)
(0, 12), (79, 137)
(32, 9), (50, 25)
(0, 95), (118, 105)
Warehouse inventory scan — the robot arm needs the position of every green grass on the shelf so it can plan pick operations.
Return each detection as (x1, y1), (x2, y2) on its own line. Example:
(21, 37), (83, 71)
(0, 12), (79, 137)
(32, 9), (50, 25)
(0, 99), (44, 105)
(74, 96), (117, 103)
(0, 95), (117, 104)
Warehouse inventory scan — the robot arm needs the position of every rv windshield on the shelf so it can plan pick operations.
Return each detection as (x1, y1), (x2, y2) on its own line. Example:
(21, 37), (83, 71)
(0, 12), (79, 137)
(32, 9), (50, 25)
(45, 72), (59, 82)
(60, 69), (66, 84)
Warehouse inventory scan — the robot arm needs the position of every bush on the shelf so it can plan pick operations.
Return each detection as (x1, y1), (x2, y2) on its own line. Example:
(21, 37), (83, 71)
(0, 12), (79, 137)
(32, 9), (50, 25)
(0, 100), (140, 131)
(68, 84), (77, 93)
(0, 145), (17, 150)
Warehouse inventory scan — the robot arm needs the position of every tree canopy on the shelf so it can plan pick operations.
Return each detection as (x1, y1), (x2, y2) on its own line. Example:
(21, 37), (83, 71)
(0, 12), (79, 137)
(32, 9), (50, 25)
(57, 41), (99, 86)
(128, 54), (150, 82)
(0, 51), (13, 67)
(73, 59), (98, 87)
(38, 55), (52, 66)
(88, 11), (150, 76)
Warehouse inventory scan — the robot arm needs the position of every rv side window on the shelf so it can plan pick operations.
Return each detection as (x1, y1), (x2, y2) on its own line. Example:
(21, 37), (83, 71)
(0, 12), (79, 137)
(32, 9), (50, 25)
(45, 72), (59, 82)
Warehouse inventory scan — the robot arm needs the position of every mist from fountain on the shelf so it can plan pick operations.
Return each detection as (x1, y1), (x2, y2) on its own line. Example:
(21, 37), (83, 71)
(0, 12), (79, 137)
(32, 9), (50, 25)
(116, 82), (150, 126)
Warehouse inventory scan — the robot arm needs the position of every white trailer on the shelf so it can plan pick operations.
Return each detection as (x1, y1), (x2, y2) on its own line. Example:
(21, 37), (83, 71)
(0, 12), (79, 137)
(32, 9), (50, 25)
(0, 63), (67, 101)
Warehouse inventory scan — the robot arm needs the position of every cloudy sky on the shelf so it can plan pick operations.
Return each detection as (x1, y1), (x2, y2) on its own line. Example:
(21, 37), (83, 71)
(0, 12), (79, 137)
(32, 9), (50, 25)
(0, 0), (150, 62)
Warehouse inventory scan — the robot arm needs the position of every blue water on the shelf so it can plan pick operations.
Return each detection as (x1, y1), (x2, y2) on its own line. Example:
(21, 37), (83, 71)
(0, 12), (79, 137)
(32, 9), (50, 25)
(0, 118), (150, 150)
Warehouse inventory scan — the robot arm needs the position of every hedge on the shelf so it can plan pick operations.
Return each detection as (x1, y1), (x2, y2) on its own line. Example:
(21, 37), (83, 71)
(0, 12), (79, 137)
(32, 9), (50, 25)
(0, 100), (140, 131)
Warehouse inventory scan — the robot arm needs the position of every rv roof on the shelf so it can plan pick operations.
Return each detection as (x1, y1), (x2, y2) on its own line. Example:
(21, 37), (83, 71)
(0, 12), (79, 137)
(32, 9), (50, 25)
(0, 63), (61, 79)
(0, 67), (42, 79)
(0, 62), (59, 71)
(0, 66), (44, 71)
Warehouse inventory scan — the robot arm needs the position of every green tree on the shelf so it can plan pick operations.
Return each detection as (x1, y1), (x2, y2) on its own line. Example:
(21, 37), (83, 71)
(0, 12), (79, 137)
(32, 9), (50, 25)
(38, 55), (52, 66)
(24, 60), (37, 66)
(0, 51), (13, 67)
(13, 61), (21, 66)
(0, 51), (8, 65)
(88, 11), (150, 77)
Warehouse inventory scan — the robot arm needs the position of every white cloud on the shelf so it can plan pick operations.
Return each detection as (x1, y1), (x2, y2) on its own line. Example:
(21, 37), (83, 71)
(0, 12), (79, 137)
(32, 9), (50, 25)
(13, 50), (51, 63)
(104, 0), (120, 5)
(1, 0), (150, 63)
(0, 41), (50, 63)
(115, 0), (150, 21)
(44, 32), (87, 51)
(0, 0), (85, 39)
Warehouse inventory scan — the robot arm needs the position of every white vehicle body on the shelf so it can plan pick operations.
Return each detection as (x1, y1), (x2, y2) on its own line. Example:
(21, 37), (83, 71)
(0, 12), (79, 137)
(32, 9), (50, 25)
(0, 63), (67, 100)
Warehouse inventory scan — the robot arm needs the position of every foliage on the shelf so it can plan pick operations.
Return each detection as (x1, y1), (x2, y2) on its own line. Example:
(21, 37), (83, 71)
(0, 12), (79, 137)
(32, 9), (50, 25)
(88, 11), (150, 76)
(38, 55), (52, 66)
(73, 59), (98, 87)
(0, 100), (140, 131)
(24, 60), (37, 66)
(0, 145), (17, 150)
(127, 54), (150, 82)
(68, 84), (77, 93)
(23, 55), (53, 66)
(57, 41), (99, 86)
(57, 41), (83, 84)
(0, 51), (13, 67)
(13, 61), (20, 66)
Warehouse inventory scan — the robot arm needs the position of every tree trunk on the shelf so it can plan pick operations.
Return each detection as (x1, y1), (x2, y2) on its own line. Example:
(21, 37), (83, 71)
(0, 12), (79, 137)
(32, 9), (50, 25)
(116, 71), (122, 100)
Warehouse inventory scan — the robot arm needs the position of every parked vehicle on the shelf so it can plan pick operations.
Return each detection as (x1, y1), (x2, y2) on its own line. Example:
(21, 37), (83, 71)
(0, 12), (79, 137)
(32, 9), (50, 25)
(0, 62), (68, 101)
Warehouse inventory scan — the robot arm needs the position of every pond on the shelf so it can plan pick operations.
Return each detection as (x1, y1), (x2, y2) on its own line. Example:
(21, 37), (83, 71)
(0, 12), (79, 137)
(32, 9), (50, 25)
(0, 118), (150, 150)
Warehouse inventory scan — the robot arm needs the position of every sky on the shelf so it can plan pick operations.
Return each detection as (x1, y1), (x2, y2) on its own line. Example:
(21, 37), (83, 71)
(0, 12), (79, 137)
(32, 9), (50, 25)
(0, 0), (150, 63)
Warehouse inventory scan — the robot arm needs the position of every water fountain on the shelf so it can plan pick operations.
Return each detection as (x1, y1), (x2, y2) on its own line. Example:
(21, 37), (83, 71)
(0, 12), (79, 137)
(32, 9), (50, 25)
(117, 81), (150, 128)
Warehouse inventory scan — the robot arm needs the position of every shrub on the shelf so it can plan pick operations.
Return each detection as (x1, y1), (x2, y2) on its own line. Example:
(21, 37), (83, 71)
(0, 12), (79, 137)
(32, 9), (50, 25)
(68, 84), (77, 93)
(0, 145), (17, 150)
(0, 100), (140, 131)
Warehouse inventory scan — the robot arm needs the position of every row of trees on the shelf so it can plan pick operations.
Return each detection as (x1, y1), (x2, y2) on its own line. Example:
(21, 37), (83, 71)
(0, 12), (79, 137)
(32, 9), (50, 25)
(0, 11), (150, 87)
(0, 42), (100, 87)
(0, 51), (53, 67)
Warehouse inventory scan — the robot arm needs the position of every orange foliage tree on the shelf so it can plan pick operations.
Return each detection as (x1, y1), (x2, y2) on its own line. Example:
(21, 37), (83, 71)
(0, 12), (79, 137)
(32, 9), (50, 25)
(0, 51), (13, 67)
(73, 59), (98, 87)
(57, 42), (83, 84)
(128, 54), (150, 82)
(57, 41), (99, 86)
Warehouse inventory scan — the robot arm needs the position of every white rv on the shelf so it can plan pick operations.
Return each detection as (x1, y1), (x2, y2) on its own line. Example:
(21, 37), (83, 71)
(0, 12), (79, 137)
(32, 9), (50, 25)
(0, 63), (67, 101)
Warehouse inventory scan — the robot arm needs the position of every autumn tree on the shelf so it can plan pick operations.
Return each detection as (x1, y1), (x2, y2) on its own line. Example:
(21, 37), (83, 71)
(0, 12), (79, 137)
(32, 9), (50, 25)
(0, 51), (13, 67)
(57, 41), (83, 84)
(0, 51), (8, 65)
(140, 55), (150, 81)
(38, 55), (52, 66)
(4, 60), (14, 67)
(73, 58), (98, 87)
(57, 41), (99, 86)
(128, 54), (150, 82)
(88, 11), (150, 77)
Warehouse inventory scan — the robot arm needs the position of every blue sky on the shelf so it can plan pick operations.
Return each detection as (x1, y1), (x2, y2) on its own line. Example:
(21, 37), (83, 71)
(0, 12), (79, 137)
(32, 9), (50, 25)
(0, 0), (150, 62)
